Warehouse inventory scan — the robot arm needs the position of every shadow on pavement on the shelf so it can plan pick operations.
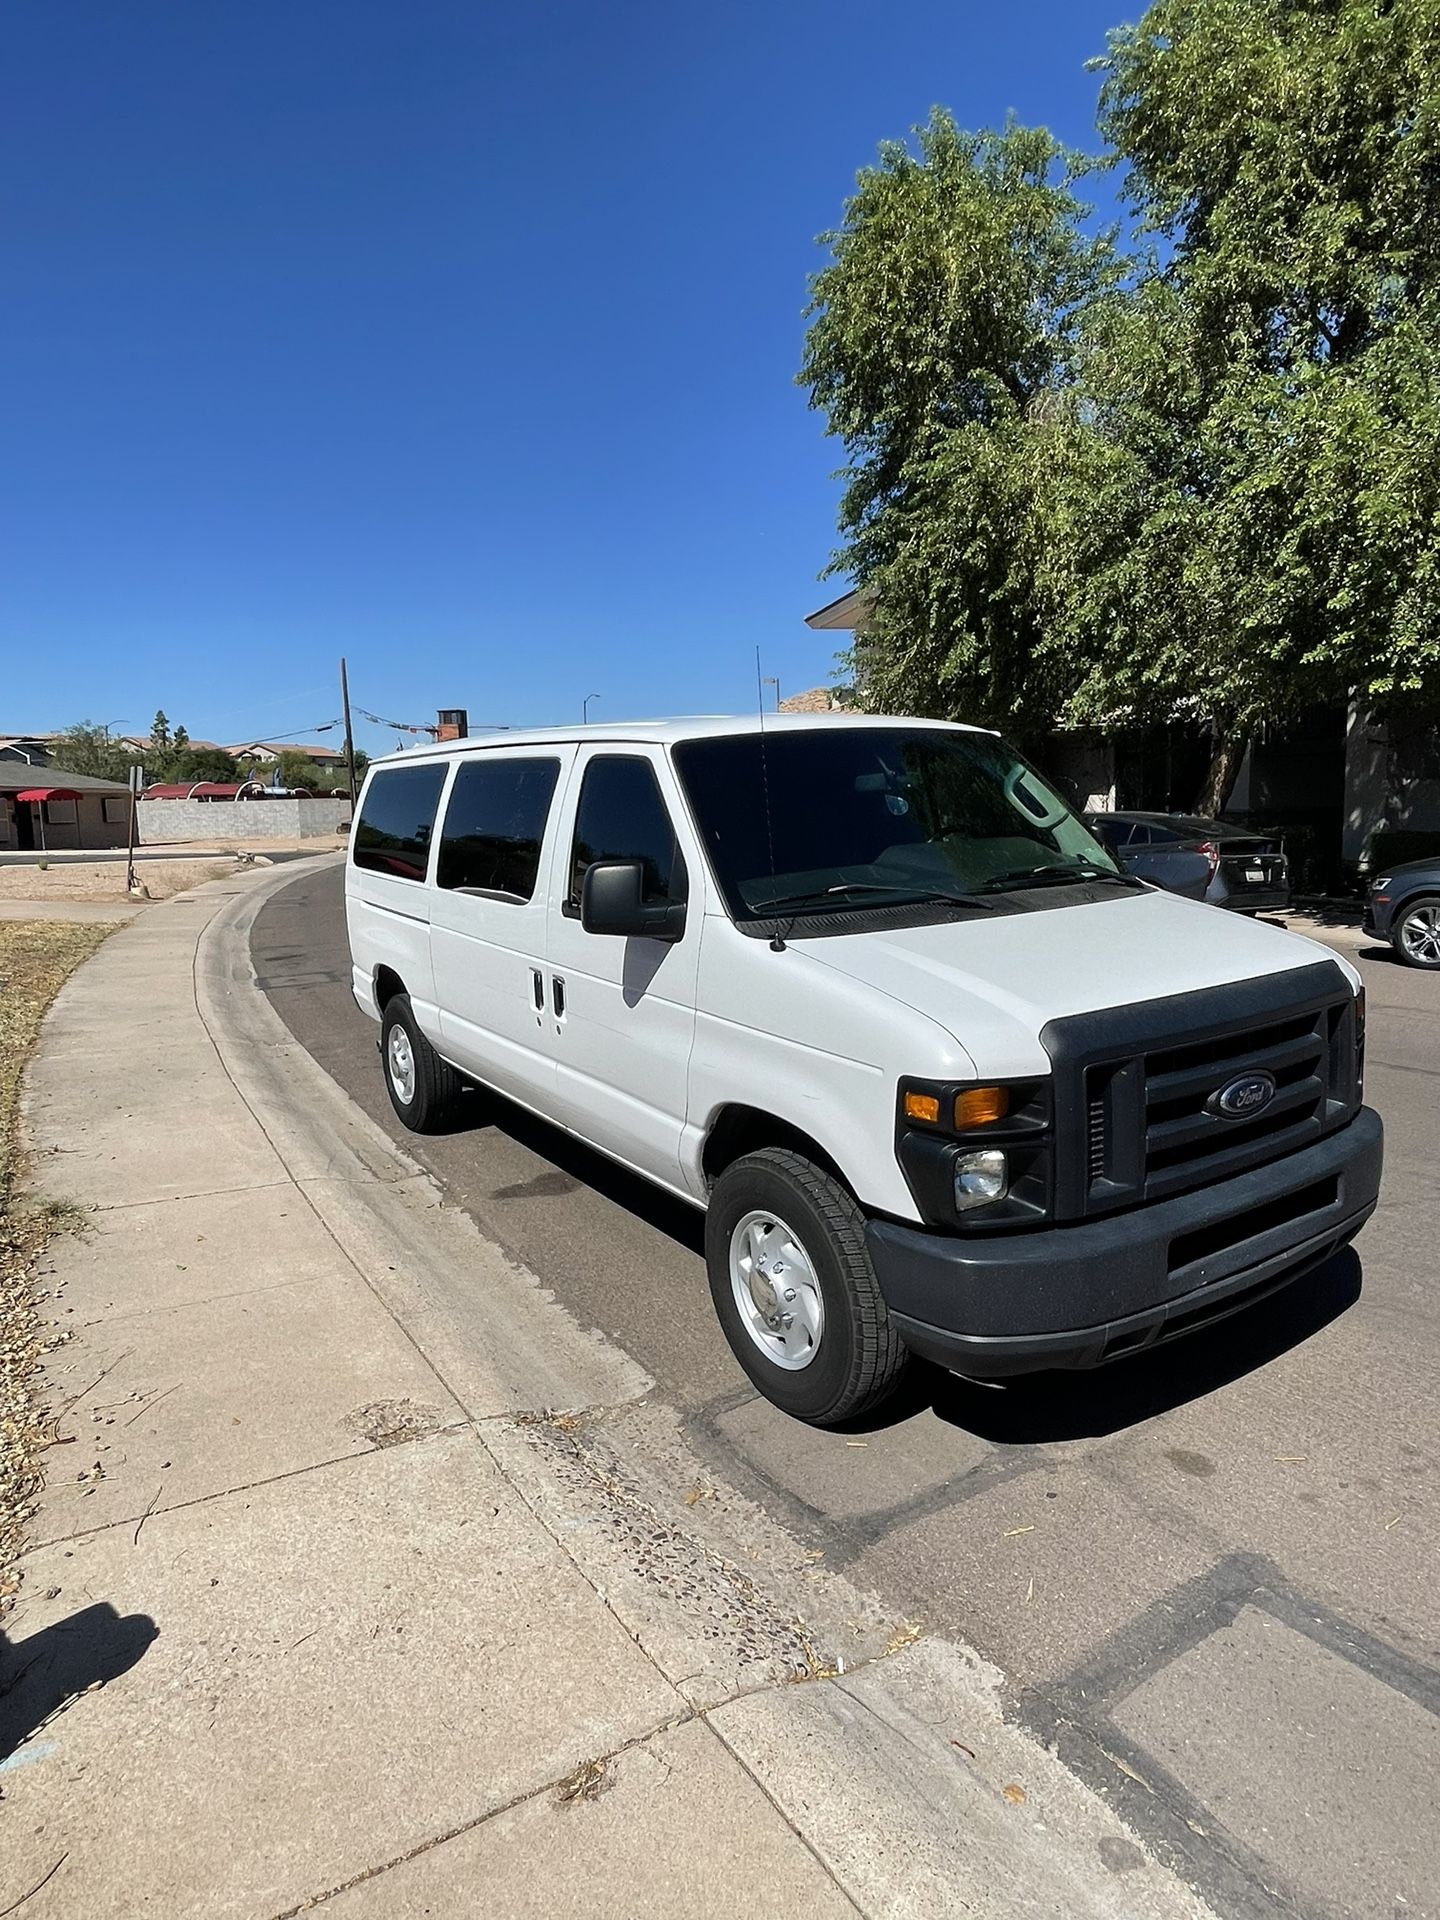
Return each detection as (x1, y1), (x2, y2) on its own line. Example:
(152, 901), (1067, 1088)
(1, 1602), (158, 1762)
(435, 1086), (707, 1253)
(912, 1248), (1364, 1444)
(827, 1249), (1363, 1442)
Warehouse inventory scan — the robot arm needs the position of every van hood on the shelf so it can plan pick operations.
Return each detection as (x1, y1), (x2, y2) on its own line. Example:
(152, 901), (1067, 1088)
(797, 889), (1353, 1079)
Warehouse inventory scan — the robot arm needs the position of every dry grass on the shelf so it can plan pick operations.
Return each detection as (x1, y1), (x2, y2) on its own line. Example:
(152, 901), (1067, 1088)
(1, 920), (112, 1617)
(0, 858), (235, 904)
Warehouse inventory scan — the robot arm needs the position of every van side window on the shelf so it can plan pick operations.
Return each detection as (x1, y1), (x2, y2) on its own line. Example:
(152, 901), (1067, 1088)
(570, 756), (685, 908)
(437, 757), (560, 901)
(352, 764), (448, 882)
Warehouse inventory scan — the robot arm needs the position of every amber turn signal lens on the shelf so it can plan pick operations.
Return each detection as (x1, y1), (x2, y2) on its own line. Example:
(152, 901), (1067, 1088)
(904, 1091), (941, 1124)
(954, 1086), (1010, 1127)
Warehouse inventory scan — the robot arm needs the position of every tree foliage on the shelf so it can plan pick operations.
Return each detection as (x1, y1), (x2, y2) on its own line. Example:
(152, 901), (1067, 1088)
(802, 2), (1440, 808)
(47, 723), (134, 783)
(800, 114), (1119, 743)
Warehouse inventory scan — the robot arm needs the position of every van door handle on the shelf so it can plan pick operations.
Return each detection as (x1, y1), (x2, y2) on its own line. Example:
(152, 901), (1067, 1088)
(531, 968), (544, 1010)
(552, 975), (566, 1018)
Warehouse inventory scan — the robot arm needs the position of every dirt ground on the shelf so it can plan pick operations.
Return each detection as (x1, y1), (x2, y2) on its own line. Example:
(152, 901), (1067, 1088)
(0, 920), (113, 1615)
(140, 834), (348, 854)
(0, 859), (238, 903)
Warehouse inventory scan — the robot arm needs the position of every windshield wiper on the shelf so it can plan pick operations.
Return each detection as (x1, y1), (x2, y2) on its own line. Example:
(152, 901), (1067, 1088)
(980, 863), (1141, 894)
(755, 881), (995, 914)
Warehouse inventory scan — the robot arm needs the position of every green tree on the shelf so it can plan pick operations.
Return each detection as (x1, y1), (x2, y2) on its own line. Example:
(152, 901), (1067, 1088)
(799, 112), (1120, 744)
(1088, 0), (1440, 808)
(804, 5), (1440, 812)
(48, 722), (135, 783)
(150, 710), (171, 752)
(275, 749), (323, 792)
(172, 745), (239, 784)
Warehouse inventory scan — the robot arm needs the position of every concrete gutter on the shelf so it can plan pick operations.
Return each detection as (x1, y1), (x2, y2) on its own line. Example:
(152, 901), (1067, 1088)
(3, 857), (1217, 1918)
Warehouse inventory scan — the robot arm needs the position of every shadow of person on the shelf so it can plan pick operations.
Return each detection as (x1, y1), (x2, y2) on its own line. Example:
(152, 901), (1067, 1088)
(1, 1602), (158, 1761)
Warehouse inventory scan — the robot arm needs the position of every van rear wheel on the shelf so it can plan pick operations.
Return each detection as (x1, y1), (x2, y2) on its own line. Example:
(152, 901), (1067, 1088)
(381, 993), (461, 1131)
(705, 1148), (910, 1425)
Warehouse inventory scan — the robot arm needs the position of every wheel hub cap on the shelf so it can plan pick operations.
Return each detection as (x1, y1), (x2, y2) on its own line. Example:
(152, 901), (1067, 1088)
(729, 1211), (823, 1371)
(387, 1026), (416, 1104)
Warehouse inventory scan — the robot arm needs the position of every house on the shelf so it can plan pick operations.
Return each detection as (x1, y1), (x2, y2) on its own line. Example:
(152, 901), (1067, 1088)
(225, 739), (345, 772)
(0, 734), (56, 767)
(0, 763), (131, 851)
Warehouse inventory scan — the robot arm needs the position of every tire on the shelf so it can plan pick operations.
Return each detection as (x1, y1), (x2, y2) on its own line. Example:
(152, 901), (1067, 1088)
(1392, 895), (1440, 970)
(380, 993), (461, 1131)
(705, 1148), (910, 1425)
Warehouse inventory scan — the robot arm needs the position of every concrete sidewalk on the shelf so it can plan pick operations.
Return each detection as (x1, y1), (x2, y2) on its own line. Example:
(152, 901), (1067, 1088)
(1, 861), (1216, 1919)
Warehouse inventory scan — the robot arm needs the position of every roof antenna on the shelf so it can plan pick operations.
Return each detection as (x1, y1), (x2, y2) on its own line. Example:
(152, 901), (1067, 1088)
(756, 646), (785, 951)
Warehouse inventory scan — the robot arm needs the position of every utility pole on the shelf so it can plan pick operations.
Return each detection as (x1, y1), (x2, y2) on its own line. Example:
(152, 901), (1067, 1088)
(340, 657), (358, 812)
(126, 763), (142, 893)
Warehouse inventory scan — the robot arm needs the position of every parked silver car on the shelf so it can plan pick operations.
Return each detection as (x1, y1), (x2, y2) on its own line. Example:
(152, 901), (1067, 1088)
(1087, 813), (1291, 913)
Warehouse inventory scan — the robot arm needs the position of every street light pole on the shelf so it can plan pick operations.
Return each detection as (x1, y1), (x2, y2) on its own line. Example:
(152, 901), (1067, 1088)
(763, 676), (781, 711)
(583, 692), (601, 725)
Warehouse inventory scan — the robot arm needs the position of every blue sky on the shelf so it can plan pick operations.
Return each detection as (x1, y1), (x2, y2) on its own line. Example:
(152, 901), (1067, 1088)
(4, 1), (1125, 758)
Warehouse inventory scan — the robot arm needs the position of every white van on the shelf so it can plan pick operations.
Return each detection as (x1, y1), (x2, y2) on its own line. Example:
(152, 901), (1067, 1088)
(344, 716), (1381, 1425)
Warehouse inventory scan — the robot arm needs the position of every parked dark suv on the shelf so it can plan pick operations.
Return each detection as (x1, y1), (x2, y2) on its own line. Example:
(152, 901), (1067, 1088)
(1365, 857), (1440, 969)
(1088, 813), (1292, 914)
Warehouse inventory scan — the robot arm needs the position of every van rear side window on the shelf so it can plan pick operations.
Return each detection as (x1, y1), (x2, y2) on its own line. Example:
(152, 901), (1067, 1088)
(437, 757), (560, 901)
(353, 764), (449, 882)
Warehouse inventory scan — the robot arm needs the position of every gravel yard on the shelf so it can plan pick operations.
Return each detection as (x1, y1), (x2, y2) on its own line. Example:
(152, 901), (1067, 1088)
(0, 858), (236, 903)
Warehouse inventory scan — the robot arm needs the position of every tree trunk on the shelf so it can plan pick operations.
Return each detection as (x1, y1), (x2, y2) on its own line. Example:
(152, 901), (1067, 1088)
(1195, 727), (1249, 817)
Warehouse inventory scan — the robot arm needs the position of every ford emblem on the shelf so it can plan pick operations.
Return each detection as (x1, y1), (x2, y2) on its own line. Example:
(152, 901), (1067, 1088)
(1207, 1070), (1277, 1119)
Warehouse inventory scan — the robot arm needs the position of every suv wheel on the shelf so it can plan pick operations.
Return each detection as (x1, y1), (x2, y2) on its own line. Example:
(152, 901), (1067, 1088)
(1393, 895), (1440, 970)
(381, 993), (461, 1130)
(705, 1148), (910, 1425)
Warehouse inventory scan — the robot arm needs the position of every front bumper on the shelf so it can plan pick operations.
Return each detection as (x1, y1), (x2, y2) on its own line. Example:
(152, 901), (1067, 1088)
(868, 1107), (1382, 1376)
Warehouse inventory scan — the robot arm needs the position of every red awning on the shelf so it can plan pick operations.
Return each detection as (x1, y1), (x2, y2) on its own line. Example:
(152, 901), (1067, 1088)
(14, 788), (80, 803)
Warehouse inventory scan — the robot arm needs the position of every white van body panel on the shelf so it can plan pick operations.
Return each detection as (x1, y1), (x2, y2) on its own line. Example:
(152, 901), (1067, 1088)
(684, 910), (976, 1219)
(543, 744), (704, 1194)
(429, 746), (577, 1110)
(797, 890), (1361, 1083)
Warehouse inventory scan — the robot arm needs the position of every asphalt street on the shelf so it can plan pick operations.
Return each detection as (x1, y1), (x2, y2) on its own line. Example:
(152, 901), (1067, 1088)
(254, 861), (1439, 1920)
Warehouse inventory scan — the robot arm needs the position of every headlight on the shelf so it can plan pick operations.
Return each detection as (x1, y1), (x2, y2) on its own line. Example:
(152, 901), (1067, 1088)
(954, 1149), (1008, 1211)
(896, 1076), (1051, 1227)
(1373, 877), (1391, 892)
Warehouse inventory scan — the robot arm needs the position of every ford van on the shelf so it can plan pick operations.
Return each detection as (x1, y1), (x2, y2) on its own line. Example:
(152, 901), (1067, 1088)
(344, 717), (1381, 1425)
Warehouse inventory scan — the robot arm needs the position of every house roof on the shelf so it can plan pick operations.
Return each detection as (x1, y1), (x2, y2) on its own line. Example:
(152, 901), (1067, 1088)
(226, 739), (343, 760)
(804, 588), (873, 631)
(0, 761), (129, 796)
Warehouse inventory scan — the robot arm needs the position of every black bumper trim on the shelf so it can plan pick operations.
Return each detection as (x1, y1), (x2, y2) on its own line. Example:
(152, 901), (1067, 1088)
(867, 1107), (1382, 1376)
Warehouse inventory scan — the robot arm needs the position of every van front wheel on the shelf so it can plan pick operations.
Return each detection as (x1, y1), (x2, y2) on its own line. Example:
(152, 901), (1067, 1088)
(705, 1149), (910, 1425)
(381, 994), (460, 1132)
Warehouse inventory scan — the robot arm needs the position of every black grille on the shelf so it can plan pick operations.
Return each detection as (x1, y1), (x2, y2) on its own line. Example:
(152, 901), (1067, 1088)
(1041, 960), (1361, 1221)
(1139, 1009), (1329, 1197)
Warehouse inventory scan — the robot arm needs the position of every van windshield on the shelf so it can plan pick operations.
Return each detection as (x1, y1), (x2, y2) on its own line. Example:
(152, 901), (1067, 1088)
(671, 727), (1124, 923)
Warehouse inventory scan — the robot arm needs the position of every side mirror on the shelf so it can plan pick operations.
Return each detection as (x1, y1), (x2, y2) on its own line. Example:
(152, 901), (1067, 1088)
(580, 861), (686, 942)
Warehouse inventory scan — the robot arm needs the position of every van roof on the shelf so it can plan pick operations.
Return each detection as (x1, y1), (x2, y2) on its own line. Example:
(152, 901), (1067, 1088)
(368, 712), (986, 767)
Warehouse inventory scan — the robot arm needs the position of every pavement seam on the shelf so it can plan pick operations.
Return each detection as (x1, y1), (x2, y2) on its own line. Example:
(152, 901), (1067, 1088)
(30, 1421), (476, 1549)
(265, 1707), (703, 1919)
(81, 1178), (297, 1213)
